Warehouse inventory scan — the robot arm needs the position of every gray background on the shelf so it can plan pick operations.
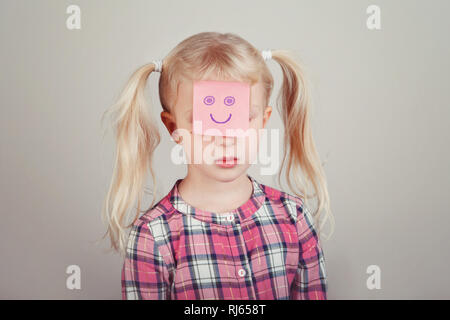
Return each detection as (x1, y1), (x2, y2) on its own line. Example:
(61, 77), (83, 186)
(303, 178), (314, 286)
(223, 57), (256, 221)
(1, 0), (449, 299)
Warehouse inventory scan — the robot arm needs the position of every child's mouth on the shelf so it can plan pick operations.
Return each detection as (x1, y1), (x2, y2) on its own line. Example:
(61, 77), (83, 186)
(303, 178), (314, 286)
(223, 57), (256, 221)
(215, 157), (238, 168)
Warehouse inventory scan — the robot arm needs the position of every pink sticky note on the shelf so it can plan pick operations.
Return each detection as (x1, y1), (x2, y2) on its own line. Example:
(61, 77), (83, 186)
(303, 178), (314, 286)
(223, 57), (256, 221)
(193, 80), (250, 136)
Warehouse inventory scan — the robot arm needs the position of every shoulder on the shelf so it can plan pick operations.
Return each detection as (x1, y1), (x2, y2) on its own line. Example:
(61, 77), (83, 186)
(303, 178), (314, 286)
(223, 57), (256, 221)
(124, 192), (181, 268)
(129, 193), (179, 243)
(260, 182), (320, 244)
(256, 179), (310, 225)
(281, 192), (319, 241)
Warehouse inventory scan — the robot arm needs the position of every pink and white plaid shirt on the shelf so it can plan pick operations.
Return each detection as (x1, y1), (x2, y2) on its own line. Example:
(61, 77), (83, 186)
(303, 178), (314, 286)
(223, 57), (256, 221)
(122, 174), (328, 300)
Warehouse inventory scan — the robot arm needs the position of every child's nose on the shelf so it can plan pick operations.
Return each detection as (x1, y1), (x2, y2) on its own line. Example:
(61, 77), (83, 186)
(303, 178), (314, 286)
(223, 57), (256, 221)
(213, 135), (236, 146)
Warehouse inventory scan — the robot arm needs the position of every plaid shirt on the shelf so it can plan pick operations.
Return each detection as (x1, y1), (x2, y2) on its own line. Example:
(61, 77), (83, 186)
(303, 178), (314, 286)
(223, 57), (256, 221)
(122, 174), (328, 300)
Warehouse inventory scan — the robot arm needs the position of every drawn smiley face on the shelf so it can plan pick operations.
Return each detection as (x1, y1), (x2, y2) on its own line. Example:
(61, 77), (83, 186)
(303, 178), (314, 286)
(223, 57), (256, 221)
(193, 80), (250, 136)
(203, 95), (235, 124)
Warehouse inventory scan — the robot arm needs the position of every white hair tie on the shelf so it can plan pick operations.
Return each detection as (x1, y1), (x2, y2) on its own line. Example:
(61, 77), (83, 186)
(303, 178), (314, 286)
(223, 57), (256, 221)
(152, 59), (163, 73)
(261, 49), (272, 61)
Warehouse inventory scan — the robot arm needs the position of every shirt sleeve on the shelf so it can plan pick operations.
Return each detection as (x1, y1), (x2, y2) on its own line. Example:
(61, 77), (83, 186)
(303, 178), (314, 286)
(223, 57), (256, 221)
(121, 218), (171, 300)
(290, 203), (328, 300)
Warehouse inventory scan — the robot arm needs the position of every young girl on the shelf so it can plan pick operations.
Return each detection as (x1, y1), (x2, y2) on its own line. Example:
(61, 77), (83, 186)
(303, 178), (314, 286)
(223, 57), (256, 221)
(101, 32), (334, 300)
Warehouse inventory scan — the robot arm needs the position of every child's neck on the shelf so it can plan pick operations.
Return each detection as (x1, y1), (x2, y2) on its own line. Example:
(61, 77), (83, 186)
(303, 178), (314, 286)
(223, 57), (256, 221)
(177, 171), (253, 214)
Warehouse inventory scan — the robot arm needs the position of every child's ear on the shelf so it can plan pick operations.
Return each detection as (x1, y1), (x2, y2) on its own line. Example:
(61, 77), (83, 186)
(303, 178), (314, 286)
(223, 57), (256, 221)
(160, 111), (177, 136)
(263, 106), (272, 128)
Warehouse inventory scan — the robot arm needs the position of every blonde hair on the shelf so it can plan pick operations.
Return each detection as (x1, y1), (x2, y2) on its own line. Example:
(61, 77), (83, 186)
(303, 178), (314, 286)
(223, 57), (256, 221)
(101, 32), (335, 255)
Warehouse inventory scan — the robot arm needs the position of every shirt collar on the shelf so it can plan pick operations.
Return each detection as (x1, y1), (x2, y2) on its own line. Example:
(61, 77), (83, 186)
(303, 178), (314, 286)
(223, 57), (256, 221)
(168, 174), (266, 226)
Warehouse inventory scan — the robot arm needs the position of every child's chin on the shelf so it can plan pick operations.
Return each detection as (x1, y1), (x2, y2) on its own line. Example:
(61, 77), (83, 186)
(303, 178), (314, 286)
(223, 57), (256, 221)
(208, 165), (251, 180)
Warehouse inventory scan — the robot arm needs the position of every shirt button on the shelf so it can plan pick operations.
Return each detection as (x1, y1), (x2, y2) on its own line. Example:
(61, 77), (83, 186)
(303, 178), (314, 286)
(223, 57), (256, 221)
(238, 268), (246, 277)
(227, 214), (234, 222)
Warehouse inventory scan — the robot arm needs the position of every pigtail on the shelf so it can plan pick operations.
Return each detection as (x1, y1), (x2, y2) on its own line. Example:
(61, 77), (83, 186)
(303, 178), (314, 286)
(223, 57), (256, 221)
(272, 50), (335, 240)
(100, 62), (161, 255)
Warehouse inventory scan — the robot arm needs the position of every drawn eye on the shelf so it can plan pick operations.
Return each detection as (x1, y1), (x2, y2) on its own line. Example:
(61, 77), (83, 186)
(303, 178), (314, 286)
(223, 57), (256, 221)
(224, 96), (235, 106)
(203, 96), (215, 106)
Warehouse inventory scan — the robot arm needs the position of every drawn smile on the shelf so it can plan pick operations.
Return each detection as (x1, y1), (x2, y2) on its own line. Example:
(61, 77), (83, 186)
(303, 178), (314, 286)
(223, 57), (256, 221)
(210, 113), (232, 124)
